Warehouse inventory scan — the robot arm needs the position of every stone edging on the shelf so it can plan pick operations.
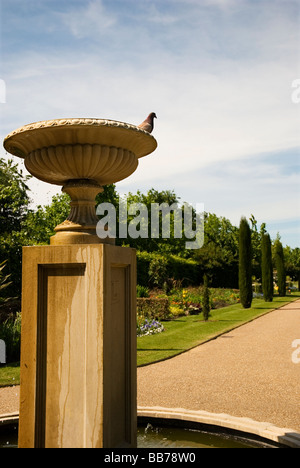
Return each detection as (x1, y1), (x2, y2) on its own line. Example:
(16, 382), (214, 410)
(138, 406), (300, 448)
(0, 412), (19, 427)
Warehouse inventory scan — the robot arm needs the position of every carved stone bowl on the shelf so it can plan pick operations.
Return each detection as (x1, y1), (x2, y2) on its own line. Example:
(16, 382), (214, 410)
(3, 118), (157, 244)
(3, 118), (157, 185)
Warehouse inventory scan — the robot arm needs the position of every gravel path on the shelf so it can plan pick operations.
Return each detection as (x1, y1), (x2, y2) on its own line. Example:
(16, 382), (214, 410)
(138, 300), (300, 432)
(1, 300), (300, 433)
(0, 385), (19, 416)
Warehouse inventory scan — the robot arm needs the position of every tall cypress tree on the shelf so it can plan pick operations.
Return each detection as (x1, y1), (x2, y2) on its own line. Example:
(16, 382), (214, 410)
(202, 274), (211, 321)
(261, 233), (273, 302)
(239, 217), (252, 308)
(274, 239), (286, 296)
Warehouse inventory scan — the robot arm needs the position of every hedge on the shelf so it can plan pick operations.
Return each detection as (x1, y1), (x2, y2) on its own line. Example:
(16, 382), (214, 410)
(137, 297), (171, 321)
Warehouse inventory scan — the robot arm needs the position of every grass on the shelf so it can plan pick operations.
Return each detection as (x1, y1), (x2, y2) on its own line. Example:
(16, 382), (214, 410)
(137, 294), (300, 367)
(0, 362), (20, 388)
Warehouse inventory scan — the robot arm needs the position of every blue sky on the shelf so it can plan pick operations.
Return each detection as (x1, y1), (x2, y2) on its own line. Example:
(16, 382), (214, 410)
(0, 0), (299, 247)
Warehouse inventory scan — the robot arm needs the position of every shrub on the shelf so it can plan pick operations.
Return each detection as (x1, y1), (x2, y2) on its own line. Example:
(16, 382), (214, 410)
(149, 256), (168, 288)
(0, 300), (21, 325)
(137, 297), (171, 321)
(202, 274), (211, 321)
(137, 285), (150, 298)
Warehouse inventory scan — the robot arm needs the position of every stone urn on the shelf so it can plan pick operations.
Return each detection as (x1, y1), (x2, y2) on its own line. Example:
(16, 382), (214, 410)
(3, 118), (157, 245)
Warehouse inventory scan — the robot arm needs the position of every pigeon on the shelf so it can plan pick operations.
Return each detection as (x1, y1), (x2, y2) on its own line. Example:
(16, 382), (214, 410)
(137, 112), (157, 133)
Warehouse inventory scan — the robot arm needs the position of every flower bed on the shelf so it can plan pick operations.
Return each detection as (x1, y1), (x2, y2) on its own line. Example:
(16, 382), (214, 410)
(136, 287), (240, 325)
(155, 287), (240, 318)
(137, 317), (165, 337)
(171, 287), (239, 309)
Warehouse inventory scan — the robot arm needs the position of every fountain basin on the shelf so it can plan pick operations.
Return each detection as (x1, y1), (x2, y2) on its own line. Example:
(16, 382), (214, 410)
(0, 414), (293, 449)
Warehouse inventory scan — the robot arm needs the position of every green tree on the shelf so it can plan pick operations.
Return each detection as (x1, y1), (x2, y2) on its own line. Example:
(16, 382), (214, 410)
(249, 215), (267, 273)
(239, 217), (252, 308)
(194, 213), (239, 287)
(95, 184), (119, 207)
(23, 193), (70, 244)
(0, 158), (30, 234)
(274, 239), (286, 296)
(0, 158), (31, 297)
(0, 261), (13, 304)
(203, 213), (239, 262)
(261, 233), (273, 302)
(284, 246), (300, 291)
(121, 188), (190, 254)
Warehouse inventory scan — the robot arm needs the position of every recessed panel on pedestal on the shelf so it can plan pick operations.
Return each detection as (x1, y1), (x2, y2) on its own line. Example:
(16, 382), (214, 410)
(103, 266), (134, 448)
(36, 264), (86, 448)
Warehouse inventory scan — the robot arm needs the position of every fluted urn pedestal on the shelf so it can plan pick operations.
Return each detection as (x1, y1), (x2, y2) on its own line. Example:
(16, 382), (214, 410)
(4, 118), (157, 448)
(4, 118), (156, 245)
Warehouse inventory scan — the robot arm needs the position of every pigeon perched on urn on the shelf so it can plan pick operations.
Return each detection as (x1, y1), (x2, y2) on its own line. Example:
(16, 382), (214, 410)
(137, 112), (157, 133)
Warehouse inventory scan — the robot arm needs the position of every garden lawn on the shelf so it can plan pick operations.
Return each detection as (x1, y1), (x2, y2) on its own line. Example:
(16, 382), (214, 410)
(137, 294), (300, 366)
(0, 362), (20, 387)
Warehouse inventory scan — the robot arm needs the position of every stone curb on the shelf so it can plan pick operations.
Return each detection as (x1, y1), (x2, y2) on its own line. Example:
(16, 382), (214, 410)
(138, 406), (300, 448)
(0, 412), (19, 426)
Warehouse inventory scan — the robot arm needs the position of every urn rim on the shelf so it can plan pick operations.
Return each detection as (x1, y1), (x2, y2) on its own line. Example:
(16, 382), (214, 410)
(3, 117), (157, 159)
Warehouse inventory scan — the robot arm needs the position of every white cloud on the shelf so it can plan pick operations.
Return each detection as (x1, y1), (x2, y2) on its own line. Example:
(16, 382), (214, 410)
(59, 0), (116, 39)
(3, 50), (297, 168)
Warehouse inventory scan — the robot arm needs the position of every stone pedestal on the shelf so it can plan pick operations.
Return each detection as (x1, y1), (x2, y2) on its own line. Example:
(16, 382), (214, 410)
(4, 117), (157, 448)
(18, 244), (137, 448)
